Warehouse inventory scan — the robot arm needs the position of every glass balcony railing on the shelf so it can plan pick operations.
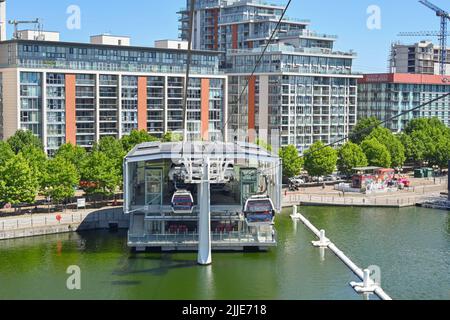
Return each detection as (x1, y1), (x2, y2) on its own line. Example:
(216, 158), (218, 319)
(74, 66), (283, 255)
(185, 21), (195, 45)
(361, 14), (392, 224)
(128, 231), (276, 245)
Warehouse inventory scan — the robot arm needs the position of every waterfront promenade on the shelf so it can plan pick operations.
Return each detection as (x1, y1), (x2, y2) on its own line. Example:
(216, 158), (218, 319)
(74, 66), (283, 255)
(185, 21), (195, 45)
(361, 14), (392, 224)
(0, 206), (128, 240)
(283, 178), (448, 208)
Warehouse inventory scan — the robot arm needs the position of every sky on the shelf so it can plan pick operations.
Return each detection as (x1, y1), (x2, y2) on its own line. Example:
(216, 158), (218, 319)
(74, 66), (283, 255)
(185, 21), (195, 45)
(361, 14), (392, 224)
(6, 0), (450, 73)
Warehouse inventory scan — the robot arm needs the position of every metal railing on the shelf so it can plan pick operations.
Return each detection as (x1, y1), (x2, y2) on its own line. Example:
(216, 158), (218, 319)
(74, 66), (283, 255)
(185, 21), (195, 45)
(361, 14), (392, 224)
(128, 231), (276, 244)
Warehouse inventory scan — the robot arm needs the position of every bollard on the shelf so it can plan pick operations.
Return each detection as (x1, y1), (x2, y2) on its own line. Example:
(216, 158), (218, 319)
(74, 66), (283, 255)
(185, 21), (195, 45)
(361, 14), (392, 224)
(363, 269), (371, 288)
(312, 229), (331, 247)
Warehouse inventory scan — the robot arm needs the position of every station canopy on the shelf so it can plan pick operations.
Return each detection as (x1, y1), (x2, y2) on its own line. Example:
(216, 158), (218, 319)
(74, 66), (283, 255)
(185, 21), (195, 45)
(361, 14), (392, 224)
(124, 141), (280, 164)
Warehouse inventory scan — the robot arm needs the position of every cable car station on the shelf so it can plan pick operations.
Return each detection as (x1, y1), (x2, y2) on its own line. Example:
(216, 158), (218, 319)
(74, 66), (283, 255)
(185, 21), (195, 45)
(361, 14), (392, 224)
(123, 141), (282, 264)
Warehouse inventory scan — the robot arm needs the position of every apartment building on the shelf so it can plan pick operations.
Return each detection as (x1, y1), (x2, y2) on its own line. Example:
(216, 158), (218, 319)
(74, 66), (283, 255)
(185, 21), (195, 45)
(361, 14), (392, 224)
(0, 36), (227, 155)
(390, 41), (450, 75)
(227, 43), (360, 152)
(179, 0), (311, 53)
(179, 0), (361, 152)
(358, 73), (450, 132)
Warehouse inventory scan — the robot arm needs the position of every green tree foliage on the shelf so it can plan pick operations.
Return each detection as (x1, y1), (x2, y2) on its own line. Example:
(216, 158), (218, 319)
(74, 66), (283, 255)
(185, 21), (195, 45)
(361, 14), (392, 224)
(7, 130), (43, 154)
(20, 145), (48, 187)
(279, 145), (303, 178)
(0, 154), (39, 205)
(0, 141), (14, 167)
(55, 143), (87, 173)
(304, 141), (338, 177)
(93, 137), (126, 175)
(121, 130), (159, 152)
(256, 139), (273, 152)
(402, 117), (450, 167)
(367, 127), (406, 167)
(361, 138), (392, 168)
(337, 142), (368, 176)
(42, 157), (79, 205)
(349, 117), (381, 145)
(162, 131), (184, 143)
(80, 151), (121, 197)
(398, 133), (424, 165)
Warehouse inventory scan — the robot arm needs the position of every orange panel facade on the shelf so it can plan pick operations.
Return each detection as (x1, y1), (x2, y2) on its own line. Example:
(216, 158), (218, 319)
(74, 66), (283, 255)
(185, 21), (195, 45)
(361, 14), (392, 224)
(232, 24), (238, 50)
(137, 76), (148, 131)
(248, 75), (256, 143)
(65, 74), (77, 145)
(201, 78), (210, 141)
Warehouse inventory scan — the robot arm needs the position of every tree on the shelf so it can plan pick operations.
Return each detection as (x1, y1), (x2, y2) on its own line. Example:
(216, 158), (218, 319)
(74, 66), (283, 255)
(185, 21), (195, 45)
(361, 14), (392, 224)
(304, 141), (338, 177)
(162, 131), (183, 143)
(403, 117), (450, 167)
(399, 132), (425, 165)
(93, 137), (126, 175)
(256, 139), (273, 152)
(367, 127), (406, 167)
(7, 130), (43, 154)
(121, 130), (159, 152)
(0, 154), (39, 206)
(55, 143), (87, 173)
(20, 145), (48, 188)
(361, 138), (392, 168)
(279, 145), (303, 178)
(80, 151), (121, 198)
(337, 142), (368, 176)
(42, 157), (79, 207)
(349, 117), (381, 145)
(0, 141), (14, 167)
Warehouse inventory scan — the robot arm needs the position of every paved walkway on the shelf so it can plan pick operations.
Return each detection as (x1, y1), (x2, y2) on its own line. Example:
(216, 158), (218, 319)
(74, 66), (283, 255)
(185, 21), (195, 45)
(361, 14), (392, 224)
(283, 179), (447, 208)
(0, 206), (123, 232)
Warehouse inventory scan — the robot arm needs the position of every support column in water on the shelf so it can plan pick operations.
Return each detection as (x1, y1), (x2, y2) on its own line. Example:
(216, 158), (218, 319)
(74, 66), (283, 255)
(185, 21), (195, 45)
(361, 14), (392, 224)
(198, 159), (212, 265)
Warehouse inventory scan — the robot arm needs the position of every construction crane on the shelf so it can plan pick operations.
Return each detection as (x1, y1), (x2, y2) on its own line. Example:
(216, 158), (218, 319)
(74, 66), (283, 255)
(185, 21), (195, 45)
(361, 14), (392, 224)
(418, 0), (450, 75)
(8, 18), (41, 40)
(398, 31), (450, 37)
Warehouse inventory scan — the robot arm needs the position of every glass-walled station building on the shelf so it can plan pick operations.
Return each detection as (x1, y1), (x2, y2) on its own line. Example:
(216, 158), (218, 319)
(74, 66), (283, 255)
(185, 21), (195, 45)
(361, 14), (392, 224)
(0, 37), (227, 155)
(123, 141), (282, 252)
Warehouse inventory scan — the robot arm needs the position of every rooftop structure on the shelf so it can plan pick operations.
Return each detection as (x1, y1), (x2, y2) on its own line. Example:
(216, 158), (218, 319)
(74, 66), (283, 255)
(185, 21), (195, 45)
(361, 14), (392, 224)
(90, 34), (130, 46)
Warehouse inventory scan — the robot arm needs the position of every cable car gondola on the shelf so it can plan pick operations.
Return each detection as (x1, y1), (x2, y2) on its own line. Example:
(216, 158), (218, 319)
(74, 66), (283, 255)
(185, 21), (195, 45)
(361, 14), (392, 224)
(171, 190), (195, 215)
(244, 195), (275, 224)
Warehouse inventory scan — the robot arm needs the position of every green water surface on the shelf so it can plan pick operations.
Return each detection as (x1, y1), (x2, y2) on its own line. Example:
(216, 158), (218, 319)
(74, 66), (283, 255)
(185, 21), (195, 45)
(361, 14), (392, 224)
(0, 207), (448, 300)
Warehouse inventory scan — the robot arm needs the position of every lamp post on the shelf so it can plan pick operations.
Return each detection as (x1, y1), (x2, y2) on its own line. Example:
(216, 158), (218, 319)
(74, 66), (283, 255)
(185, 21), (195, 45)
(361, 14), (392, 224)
(432, 165), (439, 184)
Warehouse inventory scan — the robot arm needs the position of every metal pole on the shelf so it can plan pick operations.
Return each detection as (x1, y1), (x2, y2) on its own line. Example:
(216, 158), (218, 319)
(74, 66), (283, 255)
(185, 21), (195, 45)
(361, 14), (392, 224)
(182, 0), (196, 142)
(198, 159), (212, 265)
